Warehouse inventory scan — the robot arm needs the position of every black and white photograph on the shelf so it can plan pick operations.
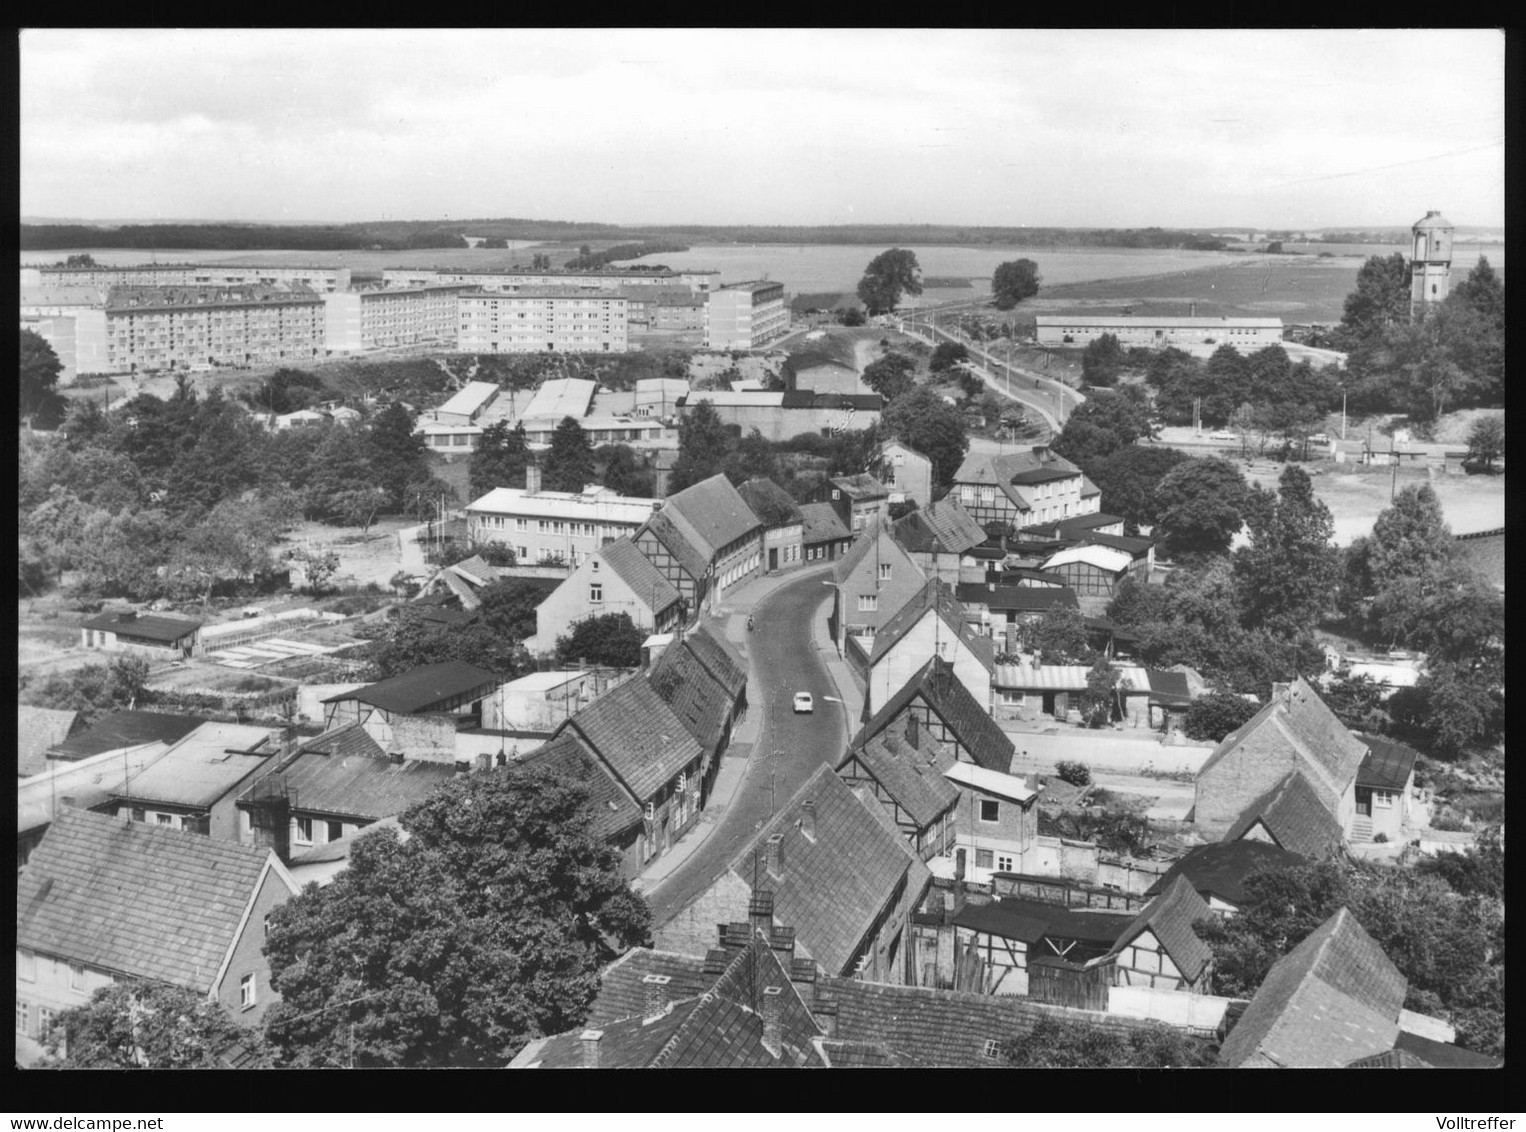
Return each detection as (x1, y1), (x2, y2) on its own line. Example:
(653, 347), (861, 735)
(16, 27), (1505, 1079)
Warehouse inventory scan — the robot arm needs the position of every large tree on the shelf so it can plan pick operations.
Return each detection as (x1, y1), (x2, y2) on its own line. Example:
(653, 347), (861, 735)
(1464, 414), (1504, 473)
(1234, 465), (1339, 635)
(470, 420), (530, 498)
(366, 401), (430, 507)
(542, 416), (595, 494)
(1153, 456), (1251, 559)
(1084, 446), (1189, 533)
(990, 259), (1042, 311)
(1080, 332), (1125, 387)
(594, 443), (655, 497)
(928, 341), (970, 373)
(1336, 252), (1411, 344)
(40, 982), (258, 1069)
(556, 611), (646, 668)
(669, 398), (733, 493)
(856, 248), (923, 315)
(861, 351), (917, 401)
(1182, 689), (1261, 742)
(263, 763), (651, 1067)
(20, 327), (68, 429)
(879, 385), (969, 491)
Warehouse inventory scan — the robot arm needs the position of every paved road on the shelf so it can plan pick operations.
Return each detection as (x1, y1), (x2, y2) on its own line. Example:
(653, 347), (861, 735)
(644, 572), (843, 925)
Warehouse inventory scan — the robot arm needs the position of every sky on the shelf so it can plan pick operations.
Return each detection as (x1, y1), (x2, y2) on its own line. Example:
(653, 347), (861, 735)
(19, 28), (1507, 230)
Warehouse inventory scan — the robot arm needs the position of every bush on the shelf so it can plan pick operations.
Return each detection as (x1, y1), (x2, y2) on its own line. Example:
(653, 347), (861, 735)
(1055, 759), (1092, 787)
(1373, 832), (1388, 844)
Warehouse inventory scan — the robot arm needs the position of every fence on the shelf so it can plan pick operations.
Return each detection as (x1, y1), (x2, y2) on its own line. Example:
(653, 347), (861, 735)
(201, 608), (340, 651)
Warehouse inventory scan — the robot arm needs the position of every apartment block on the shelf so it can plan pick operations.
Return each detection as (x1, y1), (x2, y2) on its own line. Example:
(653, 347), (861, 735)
(465, 484), (661, 566)
(705, 281), (790, 350)
(104, 286), (326, 372)
(457, 289), (629, 354)
(34, 262), (351, 292)
(323, 284), (477, 352)
(382, 266), (718, 293)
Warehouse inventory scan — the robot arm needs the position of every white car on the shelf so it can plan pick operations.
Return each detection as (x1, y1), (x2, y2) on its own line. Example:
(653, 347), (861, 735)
(792, 692), (815, 714)
(1209, 431), (1237, 441)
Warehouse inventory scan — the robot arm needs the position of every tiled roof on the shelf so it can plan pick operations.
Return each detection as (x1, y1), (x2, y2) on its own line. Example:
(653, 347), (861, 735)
(736, 478), (805, 528)
(47, 710), (208, 763)
(1356, 735), (1419, 791)
(566, 676), (703, 801)
(800, 502), (852, 545)
(954, 582), (1079, 613)
(831, 521), (896, 585)
(892, 499), (987, 556)
(649, 637), (733, 756)
(80, 609), (202, 642)
(660, 474), (762, 558)
(954, 898), (1133, 947)
(855, 658), (1014, 773)
(839, 731), (959, 828)
(829, 473), (889, 501)
(18, 706), (81, 778)
(817, 1040), (918, 1067)
(1145, 669), (1192, 703)
(1222, 770), (1347, 861)
(1219, 908), (1406, 1068)
(1146, 839), (1307, 908)
(17, 807), (289, 991)
(724, 765), (928, 977)
(1374, 1030), (1503, 1069)
(1110, 874), (1214, 982)
(112, 722), (279, 808)
(680, 626), (748, 701)
(640, 510), (710, 583)
(518, 731), (642, 840)
(599, 537), (682, 614)
(867, 578), (993, 672)
(584, 950), (712, 1026)
(321, 662), (500, 715)
(250, 728), (456, 823)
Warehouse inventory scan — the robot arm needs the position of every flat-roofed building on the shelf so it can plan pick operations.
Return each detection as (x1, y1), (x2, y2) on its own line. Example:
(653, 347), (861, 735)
(458, 289), (629, 354)
(466, 484), (661, 566)
(103, 285), (325, 372)
(706, 281), (790, 350)
(519, 377), (600, 420)
(323, 283), (477, 352)
(32, 262), (351, 291)
(677, 390), (881, 443)
(20, 286), (113, 380)
(1035, 314), (1283, 349)
(381, 266), (719, 293)
(422, 381), (501, 428)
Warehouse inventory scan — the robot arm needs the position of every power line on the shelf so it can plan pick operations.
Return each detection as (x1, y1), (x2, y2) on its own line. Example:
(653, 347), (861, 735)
(1273, 138), (1504, 186)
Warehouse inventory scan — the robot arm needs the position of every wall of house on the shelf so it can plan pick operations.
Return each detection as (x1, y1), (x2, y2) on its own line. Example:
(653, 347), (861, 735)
(867, 619), (991, 718)
(879, 446), (933, 509)
(384, 714), (461, 764)
(653, 870), (752, 957)
(835, 537), (924, 649)
(760, 525), (805, 573)
(950, 785), (1038, 885)
(15, 950), (117, 1062)
(955, 925), (1030, 995)
(213, 867), (294, 1027)
(710, 535), (763, 608)
(1112, 929), (1191, 991)
(1193, 733), (1304, 833)
(1107, 986), (1232, 1032)
(535, 555), (666, 650)
(1366, 783), (1409, 840)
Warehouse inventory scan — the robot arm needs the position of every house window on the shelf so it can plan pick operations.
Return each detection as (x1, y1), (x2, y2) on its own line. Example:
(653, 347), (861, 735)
(156, 813), (175, 827)
(295, 817), (313, 844)
(857, 594), (878, 612)
(960, 486), (975, 503)
(69, 963), (87, 992)
(327, 820), (344, 841)
(980, 799), (1000, 823)
(16, 1001), (28, 1034)
(982, 1038), (1002, 1060)
(1374, 791), (1394, 809)
(997, 855), (1014, 873)
(240, 973), (257, 1010)
(37, 1007), (55, 1039)
(18, 949), (35, 982)
(590, 584), (603, 603)
(975, 848), (994, 870)
(878, 563), (892, 581)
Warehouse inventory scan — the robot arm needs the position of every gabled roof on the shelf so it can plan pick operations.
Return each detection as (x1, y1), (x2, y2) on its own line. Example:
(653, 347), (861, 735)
(952, 450), (1084, 505)
(679, 625), (748, 701)
(1356, 735), (1419, 791)
(46, 710), (207, 763)
(1222, 770), (1347, 861)
(1219, 908), (1406, 1069)
(584, 949), (713, 1027)
(855, 657), (1014, 773)
(1110, 874), (1214, 983)
(80, 609), (203, 642)
(18, 706), (82, 778)
(599, 537), (682, 614)
(1348, 1030), (1502, 1070)
(111, 722), (279, 808)
(640, 509), (710, 584)
(954, 582), (1079, 614)
(828, 473), (889, 501)
(866, 578), (993, 672)
(660, 473), (762, 558)
(17, 807), (292, 991)
(565, 676), (704, 802)
(1146, 839), (1307, 908)
(246, 726), (455, 823)
(519, 730), (642, 840)
(831, 521), (920, 586)
(1042, 544), (1134, 574)
(1197, 677), (1369, 811)
(799, 502), (852, 545)
(321, 661), (500, 715)
(838, 730), (959, 829)
(736, 477), (804, 529)
(953, 898), (1133, 947)
(649, 637), (733, 756)
(891, 498), (986, 557)
(723, 765), (929, 977)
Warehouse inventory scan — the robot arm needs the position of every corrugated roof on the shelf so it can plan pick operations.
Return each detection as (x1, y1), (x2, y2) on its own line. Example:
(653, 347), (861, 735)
(839, 731), (959, 828)
(47, 709), (205, 764)
(1219, 908), (1405, 1068)
(799, 502), (852, 545)
(1356, 735), (1419, 791)
(1109, 874), (1214, 982)
(251, 728), (456, 822)
(1042, 544), (1134, 574)
(520, 377), (598, 419)
(566, 677), (703, 802)
(112, 722), (279, 808)
(519, 730), (642, 840)
(16, 807), (290, 991)
(432, 381), (500, 417)
(723, 765), (928, 977)
(599, 537), (682, 614)
(322, 662), (500, 715)
(942, 761), (1036, 804)
(1146, 839), (1307, 907)
(79, 609), (202, 643)
(660, 474), (763, 559)
(1221, 770), (1347, 861)
(892, 498), (986, 556)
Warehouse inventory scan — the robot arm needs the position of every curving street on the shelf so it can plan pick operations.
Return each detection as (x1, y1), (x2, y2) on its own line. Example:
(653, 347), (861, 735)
(643, 570), (846, 926)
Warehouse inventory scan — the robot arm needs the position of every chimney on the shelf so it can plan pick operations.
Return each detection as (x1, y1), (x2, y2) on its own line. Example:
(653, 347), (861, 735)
(790, 957), (818, 1000)
(1190, 300), (1197, 317)
(800, 801), (816, 843)
(748, 890), (774, 939)
(765, 833), (785, 880)
(814, 999), (838, 1039)
(641, 973), (671, 1023)
(769, 926), (796, 957)
(579, 1029), (602, 1069)
(525, 461), (542, 494)
(703, 948), (730, 975)
(389, 750), (405, 765)
(760, 986), (784, 1058)
(475, 752), (491, 772)
(1272, 681), (1291, 704)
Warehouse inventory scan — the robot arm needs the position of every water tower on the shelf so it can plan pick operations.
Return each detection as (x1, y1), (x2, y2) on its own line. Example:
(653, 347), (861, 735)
(1410, 210), (1454, 319)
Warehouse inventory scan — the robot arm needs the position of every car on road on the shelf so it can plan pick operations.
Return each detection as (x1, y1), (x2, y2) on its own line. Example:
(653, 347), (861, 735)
(792, 692), (814, 714)
(1208, 430), (1237, 441)
(1308, 433), (1330, 444)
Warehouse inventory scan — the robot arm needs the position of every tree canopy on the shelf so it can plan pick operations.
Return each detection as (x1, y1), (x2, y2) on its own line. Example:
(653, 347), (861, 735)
(556, 612), (646, 668)
(1182, 688), (1260, 742)
(41, 982), (258, 1069)
(542, 416), (595, 493)
(879, 386), (969, 491)
(1233, 465), (1339, 635)
(669, 398), (734, 493)
(263, 762), (651, 1067)
(1002, 1015), (1215, 1068)
(1080, 332), (1125, 387)
(928, 340), (970, 373)
(470, 420), (530, 498)
(861, 351), (917, 401)
(1153, 456), (1251, 559)
(856, 248), (923, 315)
(990, 259), (1042, 311)
(20, 327), (68, 429)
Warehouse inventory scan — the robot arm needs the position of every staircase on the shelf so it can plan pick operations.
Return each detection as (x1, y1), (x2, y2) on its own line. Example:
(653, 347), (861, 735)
(1351, 815), (1374, 842)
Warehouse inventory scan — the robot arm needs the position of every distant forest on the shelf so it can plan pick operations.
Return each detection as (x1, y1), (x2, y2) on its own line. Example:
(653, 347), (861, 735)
(21, 219), (1262, 253)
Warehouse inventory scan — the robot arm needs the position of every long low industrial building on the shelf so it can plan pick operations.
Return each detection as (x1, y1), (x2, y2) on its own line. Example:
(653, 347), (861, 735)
(1034, 315), (1284, 349)
(24, 262), (352, 292)
(678, 390), (881, 442)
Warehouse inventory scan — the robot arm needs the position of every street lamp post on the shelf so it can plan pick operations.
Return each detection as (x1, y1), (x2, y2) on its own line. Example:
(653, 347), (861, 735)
(1340, 384), (1347, 441)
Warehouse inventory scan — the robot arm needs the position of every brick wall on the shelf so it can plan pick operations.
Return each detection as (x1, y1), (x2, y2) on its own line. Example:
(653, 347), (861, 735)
(653, 871), (751, 957)
(1193, 729), (1301, 833)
